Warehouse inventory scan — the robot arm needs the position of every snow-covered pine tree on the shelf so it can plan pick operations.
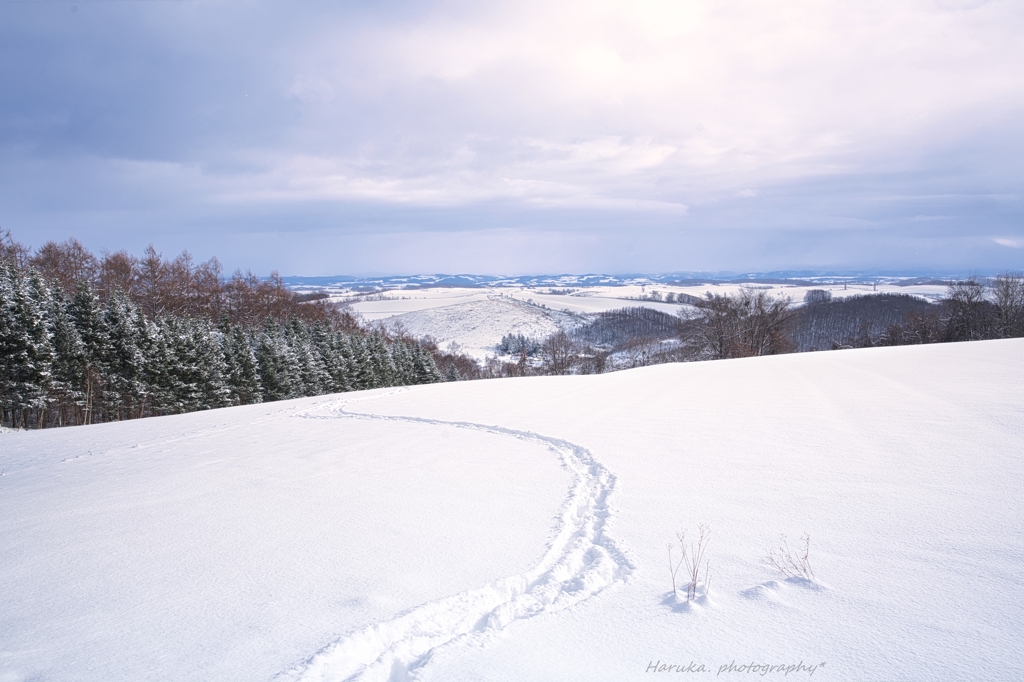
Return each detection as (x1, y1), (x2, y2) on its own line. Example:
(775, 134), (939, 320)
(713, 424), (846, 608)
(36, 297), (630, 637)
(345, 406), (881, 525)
(412, 345), (442, 385)
(222, 323), (262, 405)
(443, 363), (461, 382)
(286, 318), (329, 397)
(390, 340), (414, 386)
(189, 319), (232, 410)
(347, 333), (375, 390)
(102, 291), (148, 420)
(0, 265), (55, 428)
(46, 290), (88, 426)
(333, 333), (358, 392)
(0, 265), (21, 426)
(144, 318), (180, 415)
(68, 281), (110, 424)
(255, 321), (299, 402)
(366, 331), (398, 388)
(155, 317), (231, 413)
(148, 317), (186, 414)
(310, 322), (350, 394)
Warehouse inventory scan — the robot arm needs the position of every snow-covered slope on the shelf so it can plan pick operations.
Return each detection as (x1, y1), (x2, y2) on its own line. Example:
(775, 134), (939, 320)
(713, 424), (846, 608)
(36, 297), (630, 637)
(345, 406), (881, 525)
(382, 296), (579, 359)
(346, 283), (944, 322)
(2, 340), (1022, 681)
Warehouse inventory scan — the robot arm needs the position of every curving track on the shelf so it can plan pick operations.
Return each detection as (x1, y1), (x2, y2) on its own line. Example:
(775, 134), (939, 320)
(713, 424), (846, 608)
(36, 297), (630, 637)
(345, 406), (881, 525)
(277, 391), (634, 682)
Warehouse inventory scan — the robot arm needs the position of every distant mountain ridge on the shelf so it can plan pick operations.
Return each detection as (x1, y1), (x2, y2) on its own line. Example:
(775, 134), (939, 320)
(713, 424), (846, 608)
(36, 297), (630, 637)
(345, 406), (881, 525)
(281, 271), (960, 290)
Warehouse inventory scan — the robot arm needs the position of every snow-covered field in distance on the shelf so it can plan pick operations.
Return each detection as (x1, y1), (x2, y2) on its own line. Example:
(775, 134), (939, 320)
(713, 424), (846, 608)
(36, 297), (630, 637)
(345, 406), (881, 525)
(344, 282), (946, 321)
(343, 282), (945, 358)
(2, 340), (1022, 681)
(380, 297), (581, 360)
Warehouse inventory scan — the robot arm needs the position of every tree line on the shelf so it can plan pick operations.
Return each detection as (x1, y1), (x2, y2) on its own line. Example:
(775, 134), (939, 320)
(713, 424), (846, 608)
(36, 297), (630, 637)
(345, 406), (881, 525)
(676, 275), (1024, 359)
(481, 275), (1024, 376)
(1, 231), (441, 430)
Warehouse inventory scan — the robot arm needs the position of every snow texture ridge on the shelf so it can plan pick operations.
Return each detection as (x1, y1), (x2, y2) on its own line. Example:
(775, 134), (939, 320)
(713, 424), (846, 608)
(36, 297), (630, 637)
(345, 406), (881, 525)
(279, 391), (634, 682)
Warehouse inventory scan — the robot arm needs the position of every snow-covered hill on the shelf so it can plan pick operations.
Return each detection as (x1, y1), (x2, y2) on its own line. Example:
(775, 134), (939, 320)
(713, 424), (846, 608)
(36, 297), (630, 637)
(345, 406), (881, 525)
(381, 296), (581, 359)
(346, 283), (944, 356)
(2, 340), (1022, 681)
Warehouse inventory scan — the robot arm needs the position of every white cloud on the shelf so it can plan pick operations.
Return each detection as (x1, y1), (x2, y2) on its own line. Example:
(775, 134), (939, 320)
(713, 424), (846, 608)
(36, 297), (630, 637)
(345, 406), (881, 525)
(265, 0), (1024, 207)
(993, 237), (1024, 248)
(5, 0), (1022, 273)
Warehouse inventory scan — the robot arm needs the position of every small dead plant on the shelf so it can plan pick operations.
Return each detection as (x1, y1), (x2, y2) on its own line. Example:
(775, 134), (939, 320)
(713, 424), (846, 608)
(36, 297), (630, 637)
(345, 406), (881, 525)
(667, 523), (711, 601)
(762, 533), (814, 580)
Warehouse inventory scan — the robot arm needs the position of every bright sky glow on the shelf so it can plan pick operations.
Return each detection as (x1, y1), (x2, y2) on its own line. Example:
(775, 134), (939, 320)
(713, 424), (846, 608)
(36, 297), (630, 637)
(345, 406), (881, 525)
(2, 0), (1022, 274)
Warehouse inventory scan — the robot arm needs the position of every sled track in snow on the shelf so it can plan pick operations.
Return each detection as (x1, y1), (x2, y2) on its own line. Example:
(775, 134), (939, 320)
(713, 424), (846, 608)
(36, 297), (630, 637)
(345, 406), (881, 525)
(278, 390), (635, 682)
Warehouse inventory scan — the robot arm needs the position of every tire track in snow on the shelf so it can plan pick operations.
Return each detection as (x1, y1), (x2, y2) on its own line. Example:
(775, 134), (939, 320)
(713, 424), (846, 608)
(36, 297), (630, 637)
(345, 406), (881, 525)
(277, 390), (634, 682)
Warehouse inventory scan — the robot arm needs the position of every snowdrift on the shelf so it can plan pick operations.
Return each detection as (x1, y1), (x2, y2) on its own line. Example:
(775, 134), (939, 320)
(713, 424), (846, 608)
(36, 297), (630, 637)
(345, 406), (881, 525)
(2, 340), (1022, 681)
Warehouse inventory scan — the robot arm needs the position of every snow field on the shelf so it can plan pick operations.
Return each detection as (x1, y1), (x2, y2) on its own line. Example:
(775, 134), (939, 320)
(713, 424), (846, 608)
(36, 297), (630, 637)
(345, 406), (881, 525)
(2, 339), (1022, 681)
(380, 297), (579, 360)
(356, 340), (1024, 681)
(282, 396), (634, 681)
(349, 283), (946, 360)
(0, 392), (569, 682)
(347, 283), (946, 323)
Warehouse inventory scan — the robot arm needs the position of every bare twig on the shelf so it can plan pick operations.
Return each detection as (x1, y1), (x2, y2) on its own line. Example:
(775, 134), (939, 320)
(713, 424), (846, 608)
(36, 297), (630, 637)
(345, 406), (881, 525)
(668, 543), (684, 597)
(683, 524), (711, 600)
(762, 533), (814, 580)
(672, 524), (712, 601)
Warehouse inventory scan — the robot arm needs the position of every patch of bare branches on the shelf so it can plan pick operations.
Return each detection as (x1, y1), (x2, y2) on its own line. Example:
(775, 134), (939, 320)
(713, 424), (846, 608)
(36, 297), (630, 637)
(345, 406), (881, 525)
(1, 231), (358, 331)
(762, 533), (814, 580)
(679, 289), (794, 360)
(668, 523), (711, 601)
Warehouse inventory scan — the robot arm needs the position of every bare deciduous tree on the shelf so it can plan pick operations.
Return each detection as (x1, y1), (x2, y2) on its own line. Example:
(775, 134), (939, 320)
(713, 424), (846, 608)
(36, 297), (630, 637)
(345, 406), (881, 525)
(540, 330), (578, 375)
(991, 271), (1024, 338)
(29, 238), (98, 294)
(0, 229), (30, 269)
(680, 289), (793, 360)
(942, 277), (995, 342)
(98, 250), (140, 299)
(804, 289), (832, 304)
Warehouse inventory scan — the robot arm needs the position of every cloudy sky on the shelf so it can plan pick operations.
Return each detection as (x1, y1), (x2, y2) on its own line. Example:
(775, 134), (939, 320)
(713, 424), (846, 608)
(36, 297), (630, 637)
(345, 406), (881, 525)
(2, 0), (1022, 275)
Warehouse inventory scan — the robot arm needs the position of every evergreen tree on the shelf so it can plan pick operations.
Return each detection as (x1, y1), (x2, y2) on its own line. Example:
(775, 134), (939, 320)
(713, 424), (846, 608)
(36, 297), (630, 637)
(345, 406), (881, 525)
(412, 345), (442, 385)
(189, 320), (232, 410)
(348, 334), (375, 390)
(286, 318), (329, 397)
(255, 321), (298, 402)
(222, 324), (262, 405)
(103, 291), (147, 420)
(47, 291), (87, 426)
(443, 363), (461, 382)
(154, 317), (231, 412)
(333, 333), (358, 392)
(391, 341), (414, 385)
(0, 266), (54, 427)
(366, 332), (397, 388)
(311, 323), (351, 394)
(68, 281), (110, 424)
(144, 319), (180, 415)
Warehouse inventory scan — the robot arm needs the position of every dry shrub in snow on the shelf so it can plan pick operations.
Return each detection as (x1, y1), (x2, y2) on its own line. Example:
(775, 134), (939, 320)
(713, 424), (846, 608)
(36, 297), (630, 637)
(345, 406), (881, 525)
(763, 533), (814, 580)
(668, 523), (711, 601)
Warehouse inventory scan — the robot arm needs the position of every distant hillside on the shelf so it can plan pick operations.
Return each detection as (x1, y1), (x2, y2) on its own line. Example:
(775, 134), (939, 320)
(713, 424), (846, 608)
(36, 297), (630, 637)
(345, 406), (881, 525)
(383, 297), (582, 359)
(791, 293), (936, 351)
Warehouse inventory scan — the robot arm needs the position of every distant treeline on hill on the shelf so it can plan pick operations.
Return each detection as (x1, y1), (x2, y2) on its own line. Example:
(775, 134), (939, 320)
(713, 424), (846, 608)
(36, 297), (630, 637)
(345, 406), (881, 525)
(789, 293), (938, 352)
(482, 277), (1024, 377)
(0, 231), (442, 430)
(5, 230), (1024, 428)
